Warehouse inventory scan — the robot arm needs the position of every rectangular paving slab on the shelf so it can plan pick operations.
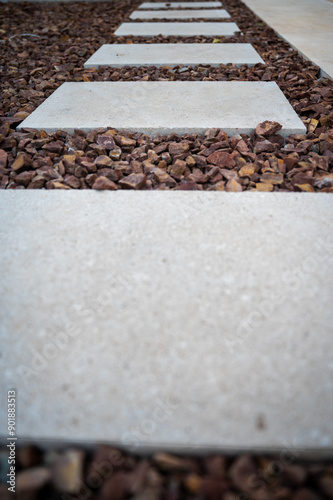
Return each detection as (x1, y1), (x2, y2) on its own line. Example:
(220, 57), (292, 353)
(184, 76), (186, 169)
(84, 43), (264, 68)
(243, 0), (333, 79)
(114, 21), (240, 37)
(139, 1), (223, 8)
(1, 191), (332, 452)
(130, 9), (230, 19)
(18, 81), (306, 136)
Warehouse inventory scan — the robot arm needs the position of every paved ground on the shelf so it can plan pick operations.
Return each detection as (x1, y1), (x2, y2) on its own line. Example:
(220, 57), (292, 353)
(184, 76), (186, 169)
(18, 81), (305, 135)
(243, 0), (333, 79)
(84, 43), (264, 68)
(1, 0), (333, 459)
(1, 192), (332, 450)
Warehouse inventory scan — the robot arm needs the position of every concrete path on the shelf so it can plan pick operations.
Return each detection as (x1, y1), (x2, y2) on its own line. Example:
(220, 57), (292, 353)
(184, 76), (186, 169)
(1, 192), (332, 452)
(18, 81), (305, 136)
(243, 0), (333, 79)
(114, 21), (240, 37)
(84, 43), (264, 68)
(130, 9), (230, 19)
(4, 0), (332, 456)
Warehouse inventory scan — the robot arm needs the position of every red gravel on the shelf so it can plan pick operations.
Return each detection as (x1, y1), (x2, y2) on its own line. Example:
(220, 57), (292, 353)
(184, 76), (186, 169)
(2, 444), (333, 500)
(0, 0), (332, 191)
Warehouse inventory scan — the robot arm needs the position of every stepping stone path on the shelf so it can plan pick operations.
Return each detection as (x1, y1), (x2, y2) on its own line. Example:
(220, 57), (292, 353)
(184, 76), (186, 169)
(129, 9), (231, 19)
(139, 1), (223, 7)
(2, 191), (333, 449)
(114, 22), (239, 37)
(5, 0), (332, 454)
(19, 81), (305, 136)
(84, 43), (265, 68)
(20, 0), (305, 136)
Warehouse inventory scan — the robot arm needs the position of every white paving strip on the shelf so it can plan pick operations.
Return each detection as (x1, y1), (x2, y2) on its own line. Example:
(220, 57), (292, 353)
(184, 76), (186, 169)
(1, 192), (332, 451)
(84, 43), (264, 68)
(130, 9), (230, 19)
(139, 1), (223, 8)
(17, 81), (305, 136)
(114, 21), (240, 37)
(243, 0), (333, 79)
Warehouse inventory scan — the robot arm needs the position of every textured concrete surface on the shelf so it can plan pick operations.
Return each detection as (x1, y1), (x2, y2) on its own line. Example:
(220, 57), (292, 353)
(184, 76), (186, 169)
(18, 81), (305, 136)
(130, 9), (230, 19)
(0, 192), (332, 451)
(84, 43), (264, 69)
(243, 0), (333, 79)
(114, 21), (240, 37)
(139, 2), (223, 8)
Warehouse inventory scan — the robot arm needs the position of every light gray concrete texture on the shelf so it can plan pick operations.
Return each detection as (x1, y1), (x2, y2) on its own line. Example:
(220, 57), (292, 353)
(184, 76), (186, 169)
(139, 2), (223, 8)
(18, 81), (305, 136)
(243, 0), (333, 79)
(114, 21), (240, 37)
(0, 192), (333, 451)
(84, 43), (264, 69)
(130, 9), (230, 19)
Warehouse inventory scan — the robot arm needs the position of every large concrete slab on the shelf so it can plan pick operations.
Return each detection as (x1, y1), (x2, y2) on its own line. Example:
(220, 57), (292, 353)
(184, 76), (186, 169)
(114, 21), (240, 37)
(139, 2), (223, 8)
(243, 0), (333, 79)
(0, 192), (332, 452)
(84, 43), (264, 68)
(18, 81), (305, 136)
(130, 9), (230, 19)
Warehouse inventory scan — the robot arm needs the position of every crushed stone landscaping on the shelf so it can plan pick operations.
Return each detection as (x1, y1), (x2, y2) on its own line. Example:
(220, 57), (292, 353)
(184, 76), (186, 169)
(0, 0), (332, 191)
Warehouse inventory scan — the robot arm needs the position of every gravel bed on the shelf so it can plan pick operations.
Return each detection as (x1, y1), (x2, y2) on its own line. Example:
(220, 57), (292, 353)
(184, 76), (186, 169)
(1, 444), (333, 500)
(0, 0), (332, 191)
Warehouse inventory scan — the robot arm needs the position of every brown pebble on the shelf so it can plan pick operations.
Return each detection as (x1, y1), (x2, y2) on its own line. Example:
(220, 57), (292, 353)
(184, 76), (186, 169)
(229, 455), (257, 492)
(17, 467), (51, 499)
(119, 173), (146, 190)
(226, 178), (243, 192)
(92, 176), (118, 190)
(207, 151), (236, 169)
(293, 488), (323, 500)
(15, 171), (36, 187)
(153, 453), (195, 472)
(12, 153), (32, 174)
(64, 175), (81, 189)
(318, 475), (333, 499)
(169, 141), (190, 156)
(0, 149), (8, 169)
(52, 449), (85, 493)
(17, 446), (43, 469)
(255, 121), (282, 137)
(99, 471), (128, 500)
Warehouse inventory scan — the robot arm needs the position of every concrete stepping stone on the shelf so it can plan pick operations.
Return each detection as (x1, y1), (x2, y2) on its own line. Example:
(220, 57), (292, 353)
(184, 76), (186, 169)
(243, 0), (333, 79)
(114, 22), (240, 37)
(1, 191), (332, 451)
(18, 81), (305, 136)
(84, 43), (264, 69)
(130, 9), (230, 19)
(139, 1), (223, 8)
